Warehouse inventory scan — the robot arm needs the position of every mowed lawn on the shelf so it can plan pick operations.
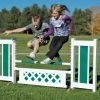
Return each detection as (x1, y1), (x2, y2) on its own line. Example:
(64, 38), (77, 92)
(0, 33), (100, 100)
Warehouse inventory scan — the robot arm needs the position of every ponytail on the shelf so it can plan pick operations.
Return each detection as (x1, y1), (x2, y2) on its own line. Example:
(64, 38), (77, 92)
(61, 5), (70, 13)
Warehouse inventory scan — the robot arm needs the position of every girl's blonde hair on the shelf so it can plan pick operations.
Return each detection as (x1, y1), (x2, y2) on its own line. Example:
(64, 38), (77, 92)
(50, 4), (70, 14)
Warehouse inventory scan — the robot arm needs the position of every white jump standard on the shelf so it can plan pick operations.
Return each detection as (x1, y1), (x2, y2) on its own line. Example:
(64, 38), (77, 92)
(0, 38), (97, 92)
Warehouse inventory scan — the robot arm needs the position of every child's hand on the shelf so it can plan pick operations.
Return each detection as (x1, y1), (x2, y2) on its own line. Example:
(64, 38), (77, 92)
(37, 35), (44, 43)
(3, 30), (13, 35)
(40, 35), (44, 39)
(40, 35), (44, 42)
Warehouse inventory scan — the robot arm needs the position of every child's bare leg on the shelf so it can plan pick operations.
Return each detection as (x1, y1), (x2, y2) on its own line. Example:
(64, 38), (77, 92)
(26, 39), (40, 60)
(27, 40), (33, 49)
(32, 38), (40, 54)
(27, 37), (42, 60)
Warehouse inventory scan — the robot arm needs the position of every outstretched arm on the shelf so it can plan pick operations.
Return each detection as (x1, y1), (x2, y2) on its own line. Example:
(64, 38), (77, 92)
(4, 27), (27, 35)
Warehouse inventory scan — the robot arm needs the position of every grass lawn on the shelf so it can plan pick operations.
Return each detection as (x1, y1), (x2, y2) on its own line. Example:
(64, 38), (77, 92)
(0, 33), (100, 100)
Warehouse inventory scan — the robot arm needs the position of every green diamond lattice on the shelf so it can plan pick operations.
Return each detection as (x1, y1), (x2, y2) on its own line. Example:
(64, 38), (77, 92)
(41, 74), (45, 78)
(28, 73), (31, 77)
(34, 73), (38, 78)
(24, 76), (28, 80)
(55, 75), (60, 79)
(45, 78), (49, 82)
(48, 74), (52, 79)
(38, 78), (42, 82)
(31, 77), (35, 81)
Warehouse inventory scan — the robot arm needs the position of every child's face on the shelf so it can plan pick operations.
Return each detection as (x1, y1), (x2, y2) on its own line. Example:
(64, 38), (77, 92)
(52, 12), (60, 19)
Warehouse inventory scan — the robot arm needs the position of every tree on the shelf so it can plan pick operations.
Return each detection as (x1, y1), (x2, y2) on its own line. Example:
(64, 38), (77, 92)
(41, 5), (50, 22)
(9, 6), (21, 29)
(31, 4), (42, 16)
(94, 13), (100, 35)
(72, 8), (92, 35)
(72, 8), (83, 35)
(18, 7), (31, 27)
(0, 11), (3, 31)
(0, 8), (10, 32)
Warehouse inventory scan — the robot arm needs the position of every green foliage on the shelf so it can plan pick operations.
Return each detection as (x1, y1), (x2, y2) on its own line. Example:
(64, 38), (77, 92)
(31, 4), (42, 16)
(72, 8), (92, 35)
(41, 5), (50, 22)
(0, 9), (10, 32)
(18, 7), (31, 27)
(9, 6), (21, 29)
(0, 4), (96, 35)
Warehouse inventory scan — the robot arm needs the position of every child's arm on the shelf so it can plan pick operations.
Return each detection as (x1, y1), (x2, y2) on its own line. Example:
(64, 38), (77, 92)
(44, 25), (54, 37)
(4, 27), (27, 35)
(62, 15), (74, 31)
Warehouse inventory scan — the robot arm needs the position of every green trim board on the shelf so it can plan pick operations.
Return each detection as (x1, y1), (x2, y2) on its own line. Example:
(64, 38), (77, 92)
(79, 46), (89, 83)
(2, 44), (10, 76)
(17, 60), (63, 65)
(23, 60), (63, 65)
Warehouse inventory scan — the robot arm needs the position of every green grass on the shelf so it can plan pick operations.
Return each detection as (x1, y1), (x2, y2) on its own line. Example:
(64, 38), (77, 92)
(0, 33), (100, 100)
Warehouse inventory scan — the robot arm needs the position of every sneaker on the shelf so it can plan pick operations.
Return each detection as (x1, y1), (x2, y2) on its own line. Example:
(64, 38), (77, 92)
(42, 57), (51, 64)
(26, 52), (35, 60)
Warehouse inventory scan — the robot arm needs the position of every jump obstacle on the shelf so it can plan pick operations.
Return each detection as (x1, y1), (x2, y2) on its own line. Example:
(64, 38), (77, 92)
(0, 38), (97, 92)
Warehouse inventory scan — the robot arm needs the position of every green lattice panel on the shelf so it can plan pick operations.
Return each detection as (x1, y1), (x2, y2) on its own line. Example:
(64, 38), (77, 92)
(23, 71), (61, 83)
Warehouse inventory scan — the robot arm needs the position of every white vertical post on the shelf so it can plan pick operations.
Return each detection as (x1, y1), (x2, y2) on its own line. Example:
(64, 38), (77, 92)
(78, 46), (80, 83)
(70, 38), (97, 92)
(71, 38), (75, 88)
(87, 46), (90, 84)
(12, 39), (16, 83)
(93, 39), (97, 92)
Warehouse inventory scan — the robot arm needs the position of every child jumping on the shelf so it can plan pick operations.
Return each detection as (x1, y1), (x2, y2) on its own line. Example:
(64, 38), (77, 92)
(43, 4), (74, 64)
(4, 15), (50, 60)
